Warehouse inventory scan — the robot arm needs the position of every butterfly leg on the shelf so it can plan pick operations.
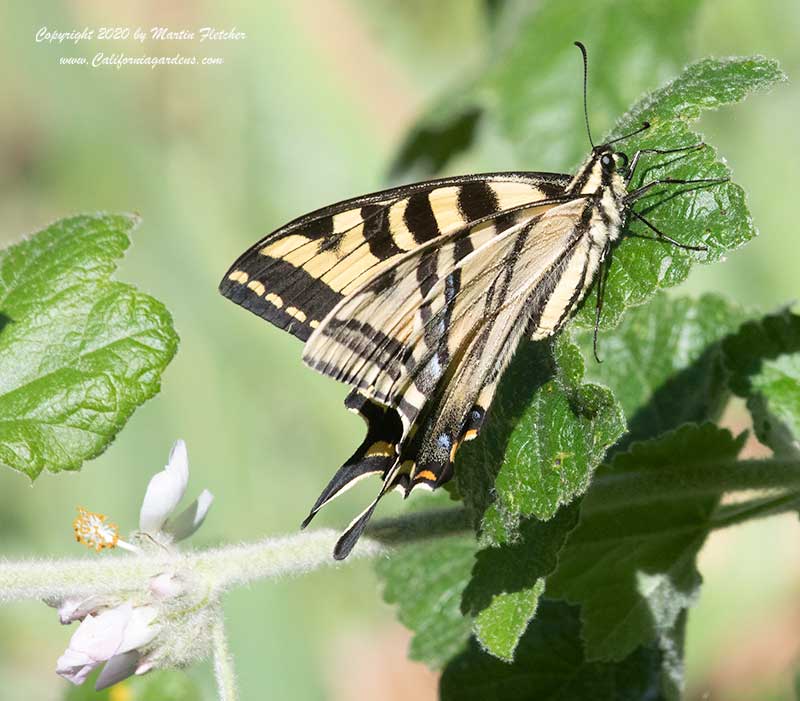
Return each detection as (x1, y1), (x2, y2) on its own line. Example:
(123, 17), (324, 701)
(628, 210), (708, 252)
(625, 143), (706, 186)
(592, 239), (612, 363)
(624, 175), (728, 204)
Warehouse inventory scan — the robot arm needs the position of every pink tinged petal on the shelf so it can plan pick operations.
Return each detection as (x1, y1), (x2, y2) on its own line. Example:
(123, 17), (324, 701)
(118, 605), (159, 653)
(69, 604), (132, 661)
(95, 650), (140, 691)
(149, 572), (185, 600)
(139, 440), (190, 533)
(135, 656), (156, 676)
(164, 489), (214, 541)
(56, 648), (98, 685)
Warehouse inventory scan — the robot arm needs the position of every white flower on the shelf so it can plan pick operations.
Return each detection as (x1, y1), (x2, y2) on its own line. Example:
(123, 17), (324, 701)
(54, 440), (214, 691)
(56, 603), (159, 689)
(139, 440), (214, 544)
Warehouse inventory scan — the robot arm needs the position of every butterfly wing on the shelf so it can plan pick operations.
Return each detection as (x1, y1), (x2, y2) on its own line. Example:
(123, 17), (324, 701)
(219, 173), (569, 341)
(219, 170), (612, 559)
(305, 196), (605, 558)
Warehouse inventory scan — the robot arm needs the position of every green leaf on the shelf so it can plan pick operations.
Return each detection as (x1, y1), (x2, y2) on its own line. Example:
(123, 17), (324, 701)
(576, 55), (786, 331)
(722, 307), (800, 455)
(376, 535), (477, 667)
(440, 601), (669, 701)
(463, 503), (579, 661)
(749, 354), (800, 456)
(456, 335), (625, 544)
(0, 214), (178, 479)
(392, 0), (704, 179)
(546, 424), (745, 662)
(576, 292), (746, 447)
(395, 2), (784, 336)
(376, 504), (578, 666)
(723, 307), (800, 396)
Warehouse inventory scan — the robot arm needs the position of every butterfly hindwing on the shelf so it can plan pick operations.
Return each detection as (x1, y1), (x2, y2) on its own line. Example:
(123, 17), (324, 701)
(312, 195), (605, 558)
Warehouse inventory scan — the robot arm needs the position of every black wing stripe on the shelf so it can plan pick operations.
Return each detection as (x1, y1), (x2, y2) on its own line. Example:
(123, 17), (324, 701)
(404, 192), (442, 245)
(362, 204), (403, 259)
(316, 215), (535, 401)
(458, 180), (500, 221)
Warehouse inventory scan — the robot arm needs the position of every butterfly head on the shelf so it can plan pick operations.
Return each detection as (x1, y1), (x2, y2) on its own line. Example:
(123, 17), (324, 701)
(567, 145), (628, 200)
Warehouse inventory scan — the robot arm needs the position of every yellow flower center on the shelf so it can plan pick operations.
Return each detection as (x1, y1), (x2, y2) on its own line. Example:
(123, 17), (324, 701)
(73, 507), (119, 551)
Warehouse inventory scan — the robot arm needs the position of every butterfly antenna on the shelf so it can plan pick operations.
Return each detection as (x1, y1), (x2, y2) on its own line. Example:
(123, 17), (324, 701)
(574, 41), (594, 148)
(606, 121), (651, 146)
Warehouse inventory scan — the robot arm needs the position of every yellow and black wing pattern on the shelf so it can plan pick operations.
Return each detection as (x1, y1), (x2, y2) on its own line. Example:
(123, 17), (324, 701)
(219, 170), (616, 559)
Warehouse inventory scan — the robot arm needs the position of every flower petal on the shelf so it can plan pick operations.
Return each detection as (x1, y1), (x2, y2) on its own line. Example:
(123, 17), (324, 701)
(56, 648), (98, 685)
(135, 654), (156, 676)
(118, 605), (159, 653)
(70, 604), (132, 660)
(163, 489), (214, 541)
(95, 650), (140, 691)
(139, 440), (189, 533)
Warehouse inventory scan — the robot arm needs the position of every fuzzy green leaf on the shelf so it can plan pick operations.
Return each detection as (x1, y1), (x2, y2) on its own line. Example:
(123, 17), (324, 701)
(0, 214), (178, 479)
(546, 424), (745, 662)
(375, 504), (578, 667)
(376, 535), (477, 667)
(722, 308), (800, 455)
(456, 336), (625, 544)
(576, 293), (746, 447)
(394, 4), (784, 333)
(463, 503), (579, 661)
(749, 354), (800, 456)
(575, 56), (786, 330)
(440, 601), (669, 701)
(723, 308), (800, 396)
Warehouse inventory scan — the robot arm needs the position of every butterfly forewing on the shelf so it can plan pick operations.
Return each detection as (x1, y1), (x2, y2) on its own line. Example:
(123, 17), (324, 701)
(219, 173), (569, 342)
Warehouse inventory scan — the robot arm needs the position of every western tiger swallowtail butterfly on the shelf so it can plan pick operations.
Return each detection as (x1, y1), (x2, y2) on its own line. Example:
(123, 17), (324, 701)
(220, 42), (721, 559)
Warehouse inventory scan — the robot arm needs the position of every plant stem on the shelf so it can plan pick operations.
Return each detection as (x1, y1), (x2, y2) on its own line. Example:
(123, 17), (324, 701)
(211, 613), (238, 701)
(711, 490), (800, 529)
(198, 507), (470, 591)
(0, 554), (174, 602)
(582, 458), (800, 513)
(0, 508), (471, 602)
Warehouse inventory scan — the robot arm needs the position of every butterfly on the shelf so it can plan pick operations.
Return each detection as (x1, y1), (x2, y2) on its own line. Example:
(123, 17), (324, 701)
(219, 42), (721, 559)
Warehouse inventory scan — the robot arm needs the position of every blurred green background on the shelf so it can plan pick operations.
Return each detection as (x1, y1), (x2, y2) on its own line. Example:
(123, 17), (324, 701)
(0, 1), (798, 699)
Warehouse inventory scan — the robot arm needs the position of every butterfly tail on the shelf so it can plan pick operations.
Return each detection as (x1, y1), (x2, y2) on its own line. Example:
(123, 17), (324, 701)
(301, 391), (402, 529)
(332, 490), (384, 560)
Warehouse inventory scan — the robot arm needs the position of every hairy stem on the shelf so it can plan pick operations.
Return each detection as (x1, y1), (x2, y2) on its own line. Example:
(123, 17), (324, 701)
(711, 490), (800, 529)
(582, 458), (800, 513)
(200, 507), (470, 591)
(211, 612), (238, 701)
(0, 508), (471, 602)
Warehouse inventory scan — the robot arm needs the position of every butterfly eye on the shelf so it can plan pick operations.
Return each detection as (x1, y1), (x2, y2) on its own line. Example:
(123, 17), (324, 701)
(600, 153), (615, 170)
